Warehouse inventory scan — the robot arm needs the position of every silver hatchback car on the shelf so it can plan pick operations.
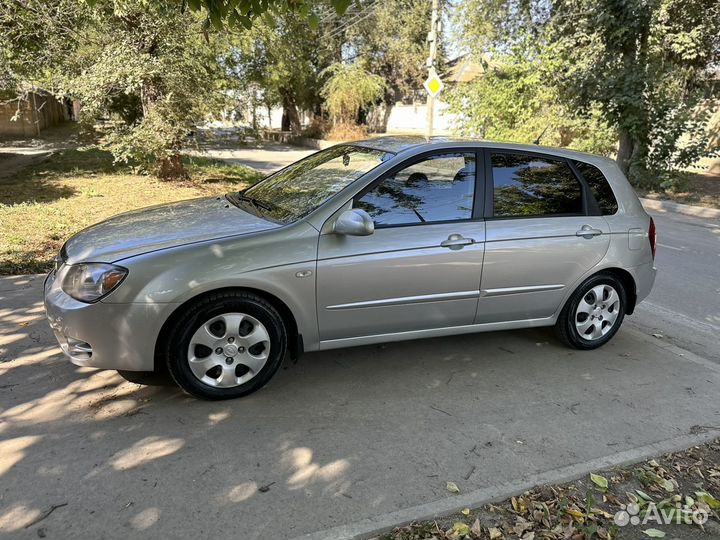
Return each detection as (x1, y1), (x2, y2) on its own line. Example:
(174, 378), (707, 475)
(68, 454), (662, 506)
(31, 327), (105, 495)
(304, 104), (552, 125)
(44, 137), (656, 399)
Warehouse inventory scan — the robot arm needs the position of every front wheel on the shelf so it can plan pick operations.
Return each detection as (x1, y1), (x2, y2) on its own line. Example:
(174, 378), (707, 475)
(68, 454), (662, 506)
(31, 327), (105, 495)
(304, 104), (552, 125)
(555, 273), (627, 350)
(164, 291), (287, 400)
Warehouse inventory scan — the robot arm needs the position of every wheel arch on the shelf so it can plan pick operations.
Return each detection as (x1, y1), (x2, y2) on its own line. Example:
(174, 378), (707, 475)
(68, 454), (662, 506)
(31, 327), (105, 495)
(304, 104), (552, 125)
(600, 267), (637, 315)
(153, 286), (303, 373)
(556, 266), (638, 323)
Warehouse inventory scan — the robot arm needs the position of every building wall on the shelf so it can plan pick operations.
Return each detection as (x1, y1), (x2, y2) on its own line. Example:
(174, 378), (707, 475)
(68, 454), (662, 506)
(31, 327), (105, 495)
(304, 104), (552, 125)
(0, 92), (67, 138)
(381, 101), (457, 135)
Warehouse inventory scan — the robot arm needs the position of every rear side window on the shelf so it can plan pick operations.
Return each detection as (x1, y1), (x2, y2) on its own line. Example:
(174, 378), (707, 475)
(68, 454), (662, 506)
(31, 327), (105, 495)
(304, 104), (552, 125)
(574, 161), (618, 215)
(491, 152), (583, 217)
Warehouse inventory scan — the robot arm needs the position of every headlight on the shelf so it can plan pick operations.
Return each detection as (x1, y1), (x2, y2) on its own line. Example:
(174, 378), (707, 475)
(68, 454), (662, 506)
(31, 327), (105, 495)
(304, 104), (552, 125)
(61, 263), (128, 303)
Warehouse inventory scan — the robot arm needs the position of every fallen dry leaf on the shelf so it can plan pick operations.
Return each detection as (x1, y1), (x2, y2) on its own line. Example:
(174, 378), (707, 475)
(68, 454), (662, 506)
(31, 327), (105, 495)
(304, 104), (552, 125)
(488, 526), (503, 539)
(446, 481), (460, 494)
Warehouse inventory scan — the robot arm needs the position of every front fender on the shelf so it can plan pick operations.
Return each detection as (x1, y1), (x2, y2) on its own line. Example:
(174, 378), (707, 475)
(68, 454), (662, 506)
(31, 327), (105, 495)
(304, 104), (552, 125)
(103, 222), (321, 351)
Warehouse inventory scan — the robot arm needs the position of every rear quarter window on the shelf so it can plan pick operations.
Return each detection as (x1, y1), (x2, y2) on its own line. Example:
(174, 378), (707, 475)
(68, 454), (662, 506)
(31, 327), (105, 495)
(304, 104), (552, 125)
(574, 161), (618, 215)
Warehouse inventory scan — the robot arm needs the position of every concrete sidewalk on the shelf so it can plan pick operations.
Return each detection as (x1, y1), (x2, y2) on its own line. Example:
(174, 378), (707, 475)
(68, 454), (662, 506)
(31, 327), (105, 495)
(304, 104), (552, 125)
(2, 274), (720, 539)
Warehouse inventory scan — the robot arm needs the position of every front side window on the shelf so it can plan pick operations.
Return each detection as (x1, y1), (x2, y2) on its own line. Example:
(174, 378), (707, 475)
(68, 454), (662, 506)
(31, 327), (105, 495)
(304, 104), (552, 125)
(355, 152), (476, 226)
(241, 145), (393, 223)
(574, 161), (618, 215)
(491, 152), (583, 217)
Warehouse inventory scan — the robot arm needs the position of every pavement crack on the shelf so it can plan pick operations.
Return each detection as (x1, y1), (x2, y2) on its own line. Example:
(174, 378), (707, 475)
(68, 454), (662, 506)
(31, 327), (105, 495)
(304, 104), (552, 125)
(430, 405), (452, 416)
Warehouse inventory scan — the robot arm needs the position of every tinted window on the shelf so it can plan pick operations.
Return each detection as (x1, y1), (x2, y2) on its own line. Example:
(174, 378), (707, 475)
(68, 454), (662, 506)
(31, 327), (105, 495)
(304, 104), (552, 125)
(243, 145), (392, 223)
(356, 153), (475, 226)
(491, 153), (583, 217)
(574, 161), (618, 215)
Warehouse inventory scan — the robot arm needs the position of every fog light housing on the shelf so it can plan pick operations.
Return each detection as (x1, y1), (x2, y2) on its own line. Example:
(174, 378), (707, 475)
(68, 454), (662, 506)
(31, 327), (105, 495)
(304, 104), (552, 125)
(67, 337), (92, 360)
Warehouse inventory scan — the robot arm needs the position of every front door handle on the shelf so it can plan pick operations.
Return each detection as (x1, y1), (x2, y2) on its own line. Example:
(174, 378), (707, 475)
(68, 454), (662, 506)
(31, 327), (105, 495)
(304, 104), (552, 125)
(576, 225), (603, 239)
(441, 233), (475, 250)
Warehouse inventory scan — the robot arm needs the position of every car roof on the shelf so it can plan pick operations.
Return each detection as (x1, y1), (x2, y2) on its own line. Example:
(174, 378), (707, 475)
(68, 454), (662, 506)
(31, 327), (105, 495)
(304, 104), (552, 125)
(350, 136), (615, 166)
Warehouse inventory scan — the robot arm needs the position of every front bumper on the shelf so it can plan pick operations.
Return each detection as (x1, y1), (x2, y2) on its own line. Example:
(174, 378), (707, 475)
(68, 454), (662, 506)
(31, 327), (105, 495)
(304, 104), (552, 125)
(44, 270), (172, 371)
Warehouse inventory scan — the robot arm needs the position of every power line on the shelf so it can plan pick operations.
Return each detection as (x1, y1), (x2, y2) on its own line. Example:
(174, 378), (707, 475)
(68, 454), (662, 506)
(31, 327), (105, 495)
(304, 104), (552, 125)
(323, 0), (380, 42)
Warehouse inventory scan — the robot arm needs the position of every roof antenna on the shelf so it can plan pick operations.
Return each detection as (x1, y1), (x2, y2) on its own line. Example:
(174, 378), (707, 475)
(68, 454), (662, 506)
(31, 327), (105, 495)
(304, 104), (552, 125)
(533, 125), (550, 145)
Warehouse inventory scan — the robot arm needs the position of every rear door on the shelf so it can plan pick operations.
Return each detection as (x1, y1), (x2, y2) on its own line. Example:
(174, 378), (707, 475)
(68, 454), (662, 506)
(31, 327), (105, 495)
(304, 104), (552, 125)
(476, 150), (610, 323)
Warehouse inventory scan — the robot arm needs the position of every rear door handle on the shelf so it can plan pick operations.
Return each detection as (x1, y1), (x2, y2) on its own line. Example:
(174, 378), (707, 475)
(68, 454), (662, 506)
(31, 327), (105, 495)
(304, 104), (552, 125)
(441, 234), (474, 250)
(576, 225), (603, 239)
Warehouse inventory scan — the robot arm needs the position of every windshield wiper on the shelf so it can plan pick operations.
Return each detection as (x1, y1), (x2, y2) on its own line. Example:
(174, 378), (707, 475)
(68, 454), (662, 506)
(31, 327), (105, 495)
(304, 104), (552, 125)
(226, 193), (274, 215)
(236, 193), (276, 212)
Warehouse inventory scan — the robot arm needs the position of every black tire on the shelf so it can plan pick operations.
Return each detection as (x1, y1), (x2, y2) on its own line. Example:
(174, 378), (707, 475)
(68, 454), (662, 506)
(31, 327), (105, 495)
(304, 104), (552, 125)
(555, 272), (627, 350)
(163, 291), (287, 400)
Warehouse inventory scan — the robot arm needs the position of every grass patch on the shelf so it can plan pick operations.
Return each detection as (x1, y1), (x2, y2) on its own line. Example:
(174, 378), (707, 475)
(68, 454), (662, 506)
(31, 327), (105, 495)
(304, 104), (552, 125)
(0, 148), (263, 274)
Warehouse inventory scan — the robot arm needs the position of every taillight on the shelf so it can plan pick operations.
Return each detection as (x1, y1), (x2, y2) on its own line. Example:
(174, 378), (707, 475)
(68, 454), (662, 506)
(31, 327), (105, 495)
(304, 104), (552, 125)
(649, 217), (656, 259)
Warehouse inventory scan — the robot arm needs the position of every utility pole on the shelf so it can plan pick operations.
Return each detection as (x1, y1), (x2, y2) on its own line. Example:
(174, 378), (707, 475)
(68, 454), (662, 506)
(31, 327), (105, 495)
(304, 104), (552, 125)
(425, 0), (440, 139)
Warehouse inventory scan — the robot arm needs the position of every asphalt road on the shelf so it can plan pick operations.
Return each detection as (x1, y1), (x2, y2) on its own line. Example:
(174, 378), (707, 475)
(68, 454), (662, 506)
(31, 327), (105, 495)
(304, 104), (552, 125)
(2, 274), (720, 540)
(630, 209), (720, 362)
(186, 140), (315, 174)
(1, 144), (719, 539)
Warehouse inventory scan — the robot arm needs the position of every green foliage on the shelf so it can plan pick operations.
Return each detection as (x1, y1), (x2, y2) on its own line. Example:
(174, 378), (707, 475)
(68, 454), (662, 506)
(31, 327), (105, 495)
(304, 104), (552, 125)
(225, 10), (328, 131)
(450, 0), (720, 187)
(1, 0), (232, 178)
(158, 0), (353, 30)
(73, 1), (230, 176)
(320, 62), (385, 124)
(346, 0), (434, 109)
(446, 58), (616, 155)
(548, 0), (720, 183)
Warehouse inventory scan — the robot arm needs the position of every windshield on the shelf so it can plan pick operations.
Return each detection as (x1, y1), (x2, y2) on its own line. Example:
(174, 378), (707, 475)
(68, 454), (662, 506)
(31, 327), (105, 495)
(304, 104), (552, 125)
(240, 145), (393, 223)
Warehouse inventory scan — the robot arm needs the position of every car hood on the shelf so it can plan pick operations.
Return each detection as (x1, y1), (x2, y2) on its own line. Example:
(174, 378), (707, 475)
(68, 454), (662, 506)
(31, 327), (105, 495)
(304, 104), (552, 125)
(63, 196), (282, 264)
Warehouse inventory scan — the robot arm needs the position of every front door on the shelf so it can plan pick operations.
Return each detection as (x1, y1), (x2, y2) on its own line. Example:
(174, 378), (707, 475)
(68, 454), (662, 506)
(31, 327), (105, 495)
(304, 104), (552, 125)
(477, 150), (611, 323)
(316, 151), (486, 342)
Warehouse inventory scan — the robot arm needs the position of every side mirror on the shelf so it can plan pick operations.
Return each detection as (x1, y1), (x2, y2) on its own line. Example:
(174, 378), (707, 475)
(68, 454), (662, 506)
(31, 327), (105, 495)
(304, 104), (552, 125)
(333, 208), (375, 236)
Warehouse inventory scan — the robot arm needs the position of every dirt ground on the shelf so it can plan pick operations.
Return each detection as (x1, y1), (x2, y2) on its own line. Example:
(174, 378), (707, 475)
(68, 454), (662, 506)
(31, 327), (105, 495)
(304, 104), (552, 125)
(641, 169), (720, 209)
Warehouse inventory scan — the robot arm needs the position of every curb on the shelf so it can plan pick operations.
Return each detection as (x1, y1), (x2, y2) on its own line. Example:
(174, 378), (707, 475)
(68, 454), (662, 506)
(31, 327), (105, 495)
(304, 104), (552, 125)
(292, 430), (720, 540)
(640, 198), (720, 219)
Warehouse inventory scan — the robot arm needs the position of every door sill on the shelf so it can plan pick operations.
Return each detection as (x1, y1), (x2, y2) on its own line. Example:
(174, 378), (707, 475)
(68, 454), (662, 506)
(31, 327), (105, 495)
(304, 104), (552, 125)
(318, 317), (555, 350)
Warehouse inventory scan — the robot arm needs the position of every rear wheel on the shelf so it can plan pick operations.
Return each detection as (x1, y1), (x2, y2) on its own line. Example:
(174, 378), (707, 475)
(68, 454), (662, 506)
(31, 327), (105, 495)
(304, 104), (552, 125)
(164, 291), (287, 400)
(556, 273), (626, 349)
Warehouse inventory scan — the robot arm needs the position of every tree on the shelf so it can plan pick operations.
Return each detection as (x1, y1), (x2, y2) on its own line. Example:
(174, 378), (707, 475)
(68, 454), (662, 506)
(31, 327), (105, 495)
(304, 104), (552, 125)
(549, 0), (720, 182)
(446, 57), (616, 155)
(446, 0), (615, 155)
(345, 0), (434, 131)
(320, 62), (385, 125)
(1, 0), (229, 179)
(449, 0), (720, 185)
(225, 10), (329, 132)
(172, 0), (354, 30)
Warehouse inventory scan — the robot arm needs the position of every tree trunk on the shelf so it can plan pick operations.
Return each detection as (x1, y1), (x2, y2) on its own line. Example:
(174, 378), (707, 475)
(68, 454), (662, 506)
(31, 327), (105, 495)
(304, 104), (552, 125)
(616, 128), (634, 175)
(157, 154), (189, 180)
(558, 127), (573, 147)
(281, 91), (301, 133)
(140, 79), (188, 180)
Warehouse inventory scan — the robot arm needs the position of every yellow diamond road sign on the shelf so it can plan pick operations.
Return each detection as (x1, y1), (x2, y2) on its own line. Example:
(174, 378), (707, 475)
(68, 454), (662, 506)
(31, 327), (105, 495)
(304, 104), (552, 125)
(424, 73), (444, 98)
